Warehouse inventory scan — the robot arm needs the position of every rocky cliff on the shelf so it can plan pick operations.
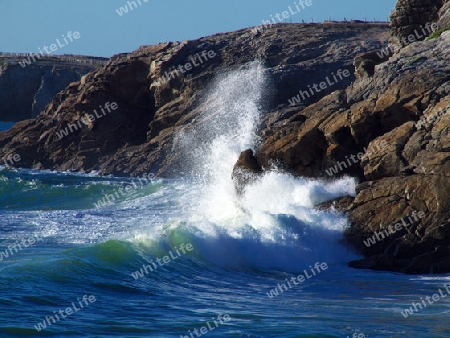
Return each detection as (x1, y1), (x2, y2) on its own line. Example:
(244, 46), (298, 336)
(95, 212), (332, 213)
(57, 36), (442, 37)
(341, 0), (450, 274)
(0, 54), (107, 121)
(1, 0), (450, 274)
(0, 23), (389, 175)
(390, 0), (445, 45)
(254, 0), (450, 273)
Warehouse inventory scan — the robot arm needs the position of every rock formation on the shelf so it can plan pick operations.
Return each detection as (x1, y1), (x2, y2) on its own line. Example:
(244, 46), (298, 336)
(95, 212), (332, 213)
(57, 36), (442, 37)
(254, 0), (450, 273)
(438, 1), (450, 28)
(232, 149), (262, 194)
(0, 54), (107, 121)
(1, 0), (450, 274)
(0, 23), (389, 176)
(390, 0), (444, 46)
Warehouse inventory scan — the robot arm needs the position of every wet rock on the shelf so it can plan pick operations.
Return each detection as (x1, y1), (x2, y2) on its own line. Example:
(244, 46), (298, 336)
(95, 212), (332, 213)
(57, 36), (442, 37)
(232, 149), (262, 194)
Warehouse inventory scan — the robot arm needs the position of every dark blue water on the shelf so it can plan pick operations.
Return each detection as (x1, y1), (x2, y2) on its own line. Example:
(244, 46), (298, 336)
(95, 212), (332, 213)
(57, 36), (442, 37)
(0, 122), (14, 131)
(1, 168), (450, 337)
(1, 63), (450, 337)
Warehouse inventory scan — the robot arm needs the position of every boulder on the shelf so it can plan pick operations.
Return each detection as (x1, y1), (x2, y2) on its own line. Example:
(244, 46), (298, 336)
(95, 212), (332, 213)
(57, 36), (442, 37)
(231, 149), (262, 194)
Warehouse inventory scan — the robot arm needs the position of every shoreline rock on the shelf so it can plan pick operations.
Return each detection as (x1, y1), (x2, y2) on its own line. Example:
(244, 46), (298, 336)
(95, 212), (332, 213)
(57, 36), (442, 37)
(232, 149), (262, 195)
(1, 0), (449, 274)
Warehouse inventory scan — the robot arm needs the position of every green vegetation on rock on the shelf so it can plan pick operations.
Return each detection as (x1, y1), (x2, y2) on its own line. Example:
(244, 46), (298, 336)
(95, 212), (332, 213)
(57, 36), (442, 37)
(426, 27), (450, 40)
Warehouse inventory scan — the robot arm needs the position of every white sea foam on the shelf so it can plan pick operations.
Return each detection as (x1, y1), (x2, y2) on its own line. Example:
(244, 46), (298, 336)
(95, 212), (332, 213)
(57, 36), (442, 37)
(4, 62), (360, 271)
(129, 61), (359, 270)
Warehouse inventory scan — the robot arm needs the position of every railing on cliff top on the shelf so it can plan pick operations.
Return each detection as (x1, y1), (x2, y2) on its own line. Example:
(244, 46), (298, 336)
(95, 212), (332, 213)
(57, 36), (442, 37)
(0, 52), (109, 66)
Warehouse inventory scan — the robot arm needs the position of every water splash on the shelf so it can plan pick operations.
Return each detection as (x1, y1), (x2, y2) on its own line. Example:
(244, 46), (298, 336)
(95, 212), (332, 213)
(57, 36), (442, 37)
(1, 61), (360, 271)
(174, 61), (267, 180)
(153, 61), (360, 270)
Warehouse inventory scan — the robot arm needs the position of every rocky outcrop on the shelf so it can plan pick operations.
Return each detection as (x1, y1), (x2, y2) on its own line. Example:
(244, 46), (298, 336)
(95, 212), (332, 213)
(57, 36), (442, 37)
(343, 0), (450, 274)
(232, 149), (262, 194)
(390, 0), (445, 46)
(0, 23), (389, 176)
(233, 0), (450, 273)
(252, 0), (450, 273)
(0, 54), (107, 121)
(1, 0), (449, 274)
(354, 51), (389, 78)
(437, 0), (450, 29)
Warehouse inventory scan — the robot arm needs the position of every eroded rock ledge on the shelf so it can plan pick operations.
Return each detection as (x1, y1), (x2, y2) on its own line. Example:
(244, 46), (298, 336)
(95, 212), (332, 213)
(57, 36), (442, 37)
(0, 22), (389, 176)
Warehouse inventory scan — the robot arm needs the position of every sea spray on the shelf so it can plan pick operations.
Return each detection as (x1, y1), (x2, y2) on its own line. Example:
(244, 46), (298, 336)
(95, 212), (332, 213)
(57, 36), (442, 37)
(174, 60), (268, 181)
(3, 62), (361, 271)
(148, 61), (361, 270)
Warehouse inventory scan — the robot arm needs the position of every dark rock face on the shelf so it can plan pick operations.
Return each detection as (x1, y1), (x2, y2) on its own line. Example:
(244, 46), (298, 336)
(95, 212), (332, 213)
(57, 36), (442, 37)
(390, 0), (445, 46)
(233, 149), (262, 173)
(354, 51), (389, 78)
(0, 23), (389, 177)
(232, 149), (262, 194)
(254, 0), (450, 273)
(438, 1), (450, 29)
(342, 0), (450, 274)
(0, 55), (107, 121)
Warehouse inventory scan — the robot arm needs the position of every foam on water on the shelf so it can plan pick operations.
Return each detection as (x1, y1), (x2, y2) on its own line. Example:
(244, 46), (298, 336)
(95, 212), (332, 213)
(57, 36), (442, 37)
(129, 61), (360, 270)
(0, 64), (447, 338)
(0, 62), (360, 272)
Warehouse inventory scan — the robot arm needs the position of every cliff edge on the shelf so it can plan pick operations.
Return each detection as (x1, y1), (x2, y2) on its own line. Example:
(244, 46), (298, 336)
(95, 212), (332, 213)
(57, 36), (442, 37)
(0, 54), (107, 121)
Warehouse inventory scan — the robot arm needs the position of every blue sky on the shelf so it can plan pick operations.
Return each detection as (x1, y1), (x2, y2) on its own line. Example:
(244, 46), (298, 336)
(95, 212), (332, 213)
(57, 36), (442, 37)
(0, 0), (396, 57)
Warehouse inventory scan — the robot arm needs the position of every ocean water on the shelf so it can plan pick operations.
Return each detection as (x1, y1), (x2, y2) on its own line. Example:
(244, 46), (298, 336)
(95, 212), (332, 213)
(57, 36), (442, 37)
(0, 122), (14, 131)
(1, 63), (450, 337)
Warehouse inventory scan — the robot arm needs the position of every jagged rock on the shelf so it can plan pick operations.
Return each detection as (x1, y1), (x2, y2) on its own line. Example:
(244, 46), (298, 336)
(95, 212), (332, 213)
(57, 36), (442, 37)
(354, 51), (389, 78)
(390, 0), (445, 46)
(0, 54), (106, 121)
(0, 23), (389, 176)
(438, 1), (450, 29)
(342, 0), (450, 273)
(255, 0), (450, 273)
(231, 149), (262, 194)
